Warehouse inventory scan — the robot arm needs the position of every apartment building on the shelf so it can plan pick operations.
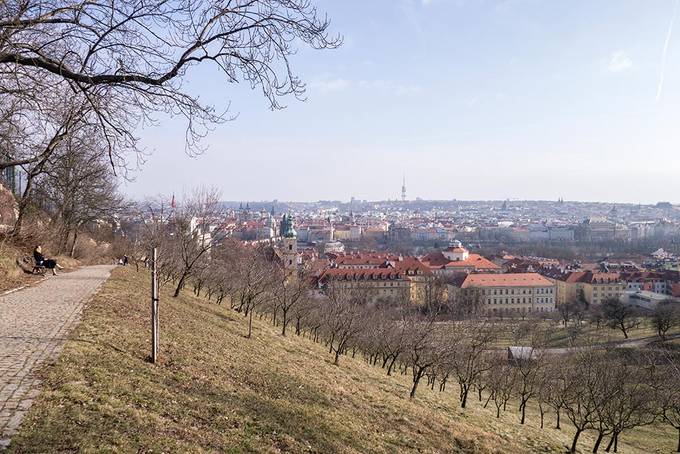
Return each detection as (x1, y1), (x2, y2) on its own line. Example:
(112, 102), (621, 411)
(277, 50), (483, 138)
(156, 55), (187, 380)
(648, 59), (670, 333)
(452, 273), (556, 316)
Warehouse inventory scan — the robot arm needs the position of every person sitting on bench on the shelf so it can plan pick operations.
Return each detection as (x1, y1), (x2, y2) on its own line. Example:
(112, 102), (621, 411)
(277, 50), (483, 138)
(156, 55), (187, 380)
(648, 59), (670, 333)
(33, 245), (63, 276)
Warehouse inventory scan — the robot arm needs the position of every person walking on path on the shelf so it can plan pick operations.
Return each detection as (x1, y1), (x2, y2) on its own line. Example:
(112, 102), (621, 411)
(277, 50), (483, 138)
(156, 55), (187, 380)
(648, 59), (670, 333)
(33, 246), (63, 276)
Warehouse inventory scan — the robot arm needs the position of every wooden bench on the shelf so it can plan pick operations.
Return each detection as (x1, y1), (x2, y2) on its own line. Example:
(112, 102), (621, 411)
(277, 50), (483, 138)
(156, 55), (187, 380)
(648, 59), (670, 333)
(32, 262), (46, 275)
(18, 256), (46, 275)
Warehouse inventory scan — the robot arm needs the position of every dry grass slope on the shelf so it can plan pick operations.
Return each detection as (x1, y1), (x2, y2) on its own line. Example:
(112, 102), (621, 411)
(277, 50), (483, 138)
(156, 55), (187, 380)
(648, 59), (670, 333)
(7, 267), (676, 453)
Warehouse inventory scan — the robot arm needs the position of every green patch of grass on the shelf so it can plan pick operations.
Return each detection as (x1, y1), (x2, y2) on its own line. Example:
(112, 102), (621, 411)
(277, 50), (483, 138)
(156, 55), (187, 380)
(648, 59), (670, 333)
(8, 267), (676, 453)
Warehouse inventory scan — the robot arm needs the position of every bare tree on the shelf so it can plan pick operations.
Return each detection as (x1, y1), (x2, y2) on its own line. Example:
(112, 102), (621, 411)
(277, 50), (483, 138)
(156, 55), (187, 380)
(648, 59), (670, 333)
(231, 244), (277, 338)
(602, 298), (638, 339)
(0, 0), (341, 163)
(450, 322), (496, 408)
(486, 360), (516, 418)
(33, 131), (125, 255)
(594, 356), (656, 453)
(321, 288), (367, 366)
(560, 349), (608, 453)
(403, 309), (441, 399)
(651, 300), (680, 341)
(167, 187), (225, 297)
(272, 265), (312, 336)
(658, 357), (680, 453)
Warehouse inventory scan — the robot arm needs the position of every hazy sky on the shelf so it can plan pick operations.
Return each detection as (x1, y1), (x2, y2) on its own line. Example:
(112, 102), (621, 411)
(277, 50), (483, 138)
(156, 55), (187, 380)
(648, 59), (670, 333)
(124, 0), (680, 203)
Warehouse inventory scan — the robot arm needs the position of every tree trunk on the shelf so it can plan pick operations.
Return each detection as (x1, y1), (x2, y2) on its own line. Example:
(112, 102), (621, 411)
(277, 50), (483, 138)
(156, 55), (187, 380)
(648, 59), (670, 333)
(460, 385), (469, 408)
(173, 273), (188, 297)
(520, 401), (527, 424)
(387, 357), (398, 376)
(571, 429), (584, 453)
(247, 309), (253, 338)
(605, 432), (619, 452)
(281, 309), (288, 336)
(593, 432), (604, 453)
(70, 228), (79, 258)
(555, 409), (561, 430)
(410, 367), (425, 399)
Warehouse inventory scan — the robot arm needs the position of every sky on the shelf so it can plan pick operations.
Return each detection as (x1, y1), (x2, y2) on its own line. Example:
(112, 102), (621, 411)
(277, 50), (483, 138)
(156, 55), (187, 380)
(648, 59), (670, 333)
(123, 0), (680, 204)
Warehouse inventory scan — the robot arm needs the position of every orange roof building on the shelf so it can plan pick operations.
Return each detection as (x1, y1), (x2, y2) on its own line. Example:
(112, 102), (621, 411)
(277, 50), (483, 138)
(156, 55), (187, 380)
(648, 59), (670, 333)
(452, 272), (556, 316)
(420, 250), (501, 275)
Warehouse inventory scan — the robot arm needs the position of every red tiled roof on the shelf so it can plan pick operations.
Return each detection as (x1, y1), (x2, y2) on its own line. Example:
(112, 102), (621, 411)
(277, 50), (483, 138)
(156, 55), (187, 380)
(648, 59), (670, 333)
(563, 271), (623, 284)
(461, 273), (554, 288)
(319, 268), (410, 281)
(420, 252), (500, 270)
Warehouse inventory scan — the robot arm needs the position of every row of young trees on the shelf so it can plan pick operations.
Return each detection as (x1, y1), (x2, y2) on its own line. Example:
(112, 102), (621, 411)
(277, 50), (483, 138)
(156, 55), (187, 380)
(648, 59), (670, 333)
(134, 224), (680, 453)
(557, 294), (680, 341)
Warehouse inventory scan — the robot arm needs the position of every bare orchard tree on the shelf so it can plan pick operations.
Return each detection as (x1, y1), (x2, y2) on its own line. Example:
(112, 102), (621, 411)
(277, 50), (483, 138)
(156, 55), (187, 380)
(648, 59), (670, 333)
(512, 327), (549, 425)
(658, 353), (680, 453)
(0, 0), (341, 161)
(559, 348), (609, 453)
(601, 298), (638, 339)
(651, 300), (680, 341)
(592, 353), (656, 453)
(320, 287), (368, 366)
(404, 309), (442, 398)
(271, 265), (313, 336)
(168, 187), (225, 297)
(450, 322), (496, 408)
(486, 360), (517, 418)
(231, 244), (277, 338)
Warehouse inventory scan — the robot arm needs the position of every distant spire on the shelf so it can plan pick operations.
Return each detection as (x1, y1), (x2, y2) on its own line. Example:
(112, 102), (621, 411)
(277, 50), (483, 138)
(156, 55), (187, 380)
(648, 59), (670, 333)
(401, 174), (407, 202)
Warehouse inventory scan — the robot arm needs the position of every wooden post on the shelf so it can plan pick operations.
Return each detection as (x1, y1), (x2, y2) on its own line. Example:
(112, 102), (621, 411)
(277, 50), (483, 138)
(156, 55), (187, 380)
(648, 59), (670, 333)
(151, 247), (159, 363)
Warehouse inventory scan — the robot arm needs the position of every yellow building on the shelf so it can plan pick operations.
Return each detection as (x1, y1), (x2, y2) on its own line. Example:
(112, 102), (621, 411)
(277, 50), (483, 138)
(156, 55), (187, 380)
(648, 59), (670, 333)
(318, 255), (434, 303)
(454, 273), (556, 316)
(545, 271), (626, 306)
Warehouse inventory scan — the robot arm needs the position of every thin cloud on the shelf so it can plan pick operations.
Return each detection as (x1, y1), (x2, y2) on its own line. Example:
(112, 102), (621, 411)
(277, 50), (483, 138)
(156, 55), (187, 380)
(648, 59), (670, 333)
(311, 78), (423, 96)
(607, 50), (632, 73)
(358, 80), (423, 96)
(657, 0), (679, 101)
(310, 78), (351, 93)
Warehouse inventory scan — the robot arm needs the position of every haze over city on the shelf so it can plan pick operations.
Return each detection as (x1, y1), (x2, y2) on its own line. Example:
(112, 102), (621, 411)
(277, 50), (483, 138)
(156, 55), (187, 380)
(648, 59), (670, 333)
(123, 0), (680, 203)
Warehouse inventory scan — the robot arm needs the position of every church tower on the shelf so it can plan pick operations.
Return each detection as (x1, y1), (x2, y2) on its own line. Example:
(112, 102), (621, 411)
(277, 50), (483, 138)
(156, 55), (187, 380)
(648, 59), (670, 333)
(280, 214), (298, 270)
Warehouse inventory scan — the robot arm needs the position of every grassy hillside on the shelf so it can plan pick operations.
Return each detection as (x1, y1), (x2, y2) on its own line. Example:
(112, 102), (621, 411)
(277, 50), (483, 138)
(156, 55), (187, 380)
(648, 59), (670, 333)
(9, 267), (676, 453)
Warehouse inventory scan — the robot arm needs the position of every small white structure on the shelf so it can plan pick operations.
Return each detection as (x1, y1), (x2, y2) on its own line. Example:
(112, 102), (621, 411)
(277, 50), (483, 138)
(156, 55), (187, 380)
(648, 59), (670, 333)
(324, 240), (345, 254)
(621, 290), (673, 311)
(442, 240), (469, 261)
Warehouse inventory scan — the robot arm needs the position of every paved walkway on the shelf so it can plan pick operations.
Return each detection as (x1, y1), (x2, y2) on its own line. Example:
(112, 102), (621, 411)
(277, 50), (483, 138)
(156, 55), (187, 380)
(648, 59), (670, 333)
(0, 265), (115, 449)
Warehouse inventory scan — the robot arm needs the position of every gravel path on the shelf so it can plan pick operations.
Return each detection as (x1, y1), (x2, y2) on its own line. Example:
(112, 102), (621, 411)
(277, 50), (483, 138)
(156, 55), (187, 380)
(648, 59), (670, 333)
(0, 265), (115, 449)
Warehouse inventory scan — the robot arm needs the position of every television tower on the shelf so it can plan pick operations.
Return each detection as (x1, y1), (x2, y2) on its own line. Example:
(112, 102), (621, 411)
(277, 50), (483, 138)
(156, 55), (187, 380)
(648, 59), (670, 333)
(401, 174), (407, 202)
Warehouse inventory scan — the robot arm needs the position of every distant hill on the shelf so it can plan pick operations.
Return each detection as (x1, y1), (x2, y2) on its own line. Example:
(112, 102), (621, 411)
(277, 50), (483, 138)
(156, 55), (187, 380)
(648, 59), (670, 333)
(7, 267), (674, 453)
